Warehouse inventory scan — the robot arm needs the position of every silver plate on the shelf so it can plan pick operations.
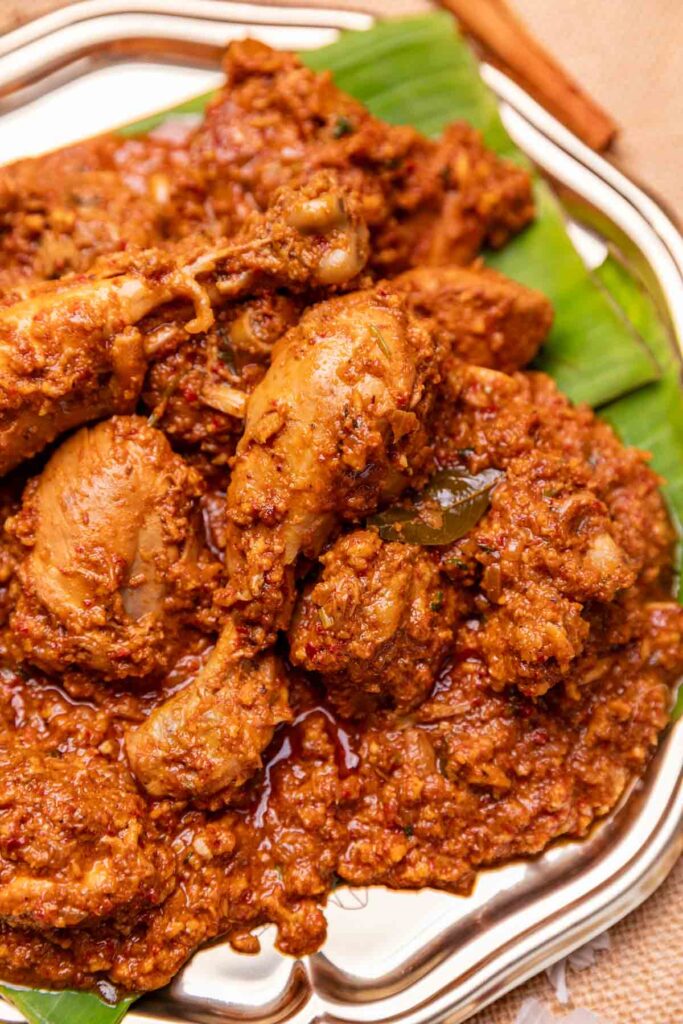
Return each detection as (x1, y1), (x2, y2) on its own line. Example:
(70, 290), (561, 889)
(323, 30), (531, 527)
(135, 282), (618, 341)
(0, 4), (681, 1023)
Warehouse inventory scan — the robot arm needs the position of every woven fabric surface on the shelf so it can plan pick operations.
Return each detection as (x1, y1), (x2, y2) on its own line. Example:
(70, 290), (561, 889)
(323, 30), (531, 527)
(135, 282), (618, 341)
(2, 2), (682, 1022)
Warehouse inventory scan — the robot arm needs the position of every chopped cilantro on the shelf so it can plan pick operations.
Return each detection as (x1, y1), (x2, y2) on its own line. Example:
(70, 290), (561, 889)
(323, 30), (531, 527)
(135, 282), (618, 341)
(332, 115), (355, 138)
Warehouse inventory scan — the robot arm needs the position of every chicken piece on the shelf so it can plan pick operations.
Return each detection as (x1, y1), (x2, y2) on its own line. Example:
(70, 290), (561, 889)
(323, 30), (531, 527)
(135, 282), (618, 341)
(407, 123), (534, 267)
(440, 364), (673, 695)
(125, 619), (290, 801)
(190, 41), (533, 274)
(0, 42), (532, 295)
(222, 284), (437, 644)
(0, 135), (186, 290)
(189, 41), (533, 274)
(468, 577), (591, 694)
(127, 285), (437, 800)
(0, 173), (368, 475)
(7, 416), (217, 679)
(289, 530), (463, 715)
(0, 742), (175, 929)
(392, 264), (553, 373)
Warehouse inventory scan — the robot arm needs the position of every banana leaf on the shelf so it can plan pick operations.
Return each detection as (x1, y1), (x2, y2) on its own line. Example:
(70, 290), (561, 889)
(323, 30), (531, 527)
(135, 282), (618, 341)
(0, 986), (134, 1024)
(2, 11), (682, 1024)
(595, 257), (683, 580)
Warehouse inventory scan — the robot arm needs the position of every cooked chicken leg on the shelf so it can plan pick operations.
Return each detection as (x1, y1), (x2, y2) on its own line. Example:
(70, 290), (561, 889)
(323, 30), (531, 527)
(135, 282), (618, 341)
(126, 284), (437, 800)
(7, 416), (217, 679)
(0, 173), (368, 475)
(125, 619), (290, 800)
(222, 285), (437, 643)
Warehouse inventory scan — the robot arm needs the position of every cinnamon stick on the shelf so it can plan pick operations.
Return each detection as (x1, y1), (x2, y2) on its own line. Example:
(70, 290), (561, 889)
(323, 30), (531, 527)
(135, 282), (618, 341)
(438, 0), (618, 151)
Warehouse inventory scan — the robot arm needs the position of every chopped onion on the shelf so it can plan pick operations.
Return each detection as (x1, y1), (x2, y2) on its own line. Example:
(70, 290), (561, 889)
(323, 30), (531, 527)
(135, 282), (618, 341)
(201, 382), (248, 418)
(148, 113), (202, 144)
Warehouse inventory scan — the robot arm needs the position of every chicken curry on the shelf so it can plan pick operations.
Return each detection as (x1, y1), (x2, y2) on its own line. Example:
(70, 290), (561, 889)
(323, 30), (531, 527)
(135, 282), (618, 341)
(0, 39), (679, 998)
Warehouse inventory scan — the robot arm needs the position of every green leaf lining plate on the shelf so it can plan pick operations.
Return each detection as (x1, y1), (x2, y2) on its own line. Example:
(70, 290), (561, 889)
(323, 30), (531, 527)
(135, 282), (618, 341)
(0, 986), (134, 1024)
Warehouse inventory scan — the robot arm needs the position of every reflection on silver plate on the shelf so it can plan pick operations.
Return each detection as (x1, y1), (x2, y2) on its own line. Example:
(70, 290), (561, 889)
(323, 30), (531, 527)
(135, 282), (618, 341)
(0, 4), (681, 1023)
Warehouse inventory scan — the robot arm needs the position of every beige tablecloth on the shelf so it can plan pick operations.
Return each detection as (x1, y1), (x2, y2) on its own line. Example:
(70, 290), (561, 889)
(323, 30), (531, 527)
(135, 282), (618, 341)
(1, 3), (682, 1022)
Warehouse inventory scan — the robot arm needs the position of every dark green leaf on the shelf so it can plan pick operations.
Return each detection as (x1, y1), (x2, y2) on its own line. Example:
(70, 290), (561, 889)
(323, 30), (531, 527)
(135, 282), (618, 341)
(0, 986), (135, 1024)
(370, 466), (503, 545)
(594, 256), (683, 600)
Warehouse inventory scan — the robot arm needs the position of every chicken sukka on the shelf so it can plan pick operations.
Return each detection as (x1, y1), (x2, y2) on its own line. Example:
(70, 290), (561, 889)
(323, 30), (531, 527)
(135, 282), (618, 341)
(0, 41), (533, 293)
(0, 135), (181, 289)
(0, 173), (368, 474)
(125, 619), (290, 801)
(0, 38), (679, 1005)
(188, 41), (533, 272)
(140, 292), (303, 457)
(436, 364), (668, 696)
(0, 739), (175, 931)
(140, 265), (552, 457)
(223, 287), (435, 629)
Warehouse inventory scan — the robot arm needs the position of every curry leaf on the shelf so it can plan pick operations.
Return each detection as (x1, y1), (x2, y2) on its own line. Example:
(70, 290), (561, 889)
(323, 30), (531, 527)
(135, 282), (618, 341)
(370, 466), (503, 545)
(0, 986), (135, 1024)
